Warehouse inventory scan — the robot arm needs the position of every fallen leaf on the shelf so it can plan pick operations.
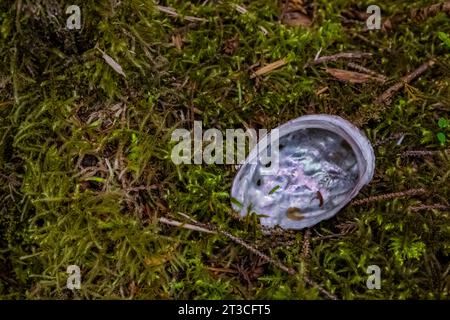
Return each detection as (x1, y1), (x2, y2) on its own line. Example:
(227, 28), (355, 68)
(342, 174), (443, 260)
(325, 68), (383, 84)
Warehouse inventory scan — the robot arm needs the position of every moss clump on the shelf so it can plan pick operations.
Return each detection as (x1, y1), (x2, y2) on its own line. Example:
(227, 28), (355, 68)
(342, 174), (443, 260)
(0, 0), (449, 299)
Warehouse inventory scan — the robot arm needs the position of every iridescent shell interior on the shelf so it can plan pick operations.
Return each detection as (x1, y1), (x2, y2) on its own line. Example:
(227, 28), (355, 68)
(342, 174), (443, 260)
(233, 127), (361, 229)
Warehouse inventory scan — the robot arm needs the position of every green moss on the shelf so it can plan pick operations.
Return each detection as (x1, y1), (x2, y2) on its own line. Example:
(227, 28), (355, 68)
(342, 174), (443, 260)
(0, 0), (449, 299)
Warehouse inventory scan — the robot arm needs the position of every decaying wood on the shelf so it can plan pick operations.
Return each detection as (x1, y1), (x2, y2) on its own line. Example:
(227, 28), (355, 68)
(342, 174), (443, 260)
(374, 59), (436, 105)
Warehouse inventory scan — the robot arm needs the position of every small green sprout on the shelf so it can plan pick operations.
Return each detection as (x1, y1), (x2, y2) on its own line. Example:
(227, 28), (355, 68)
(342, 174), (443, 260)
(438, 32), (450, 49)
(437, 117), (448, 145)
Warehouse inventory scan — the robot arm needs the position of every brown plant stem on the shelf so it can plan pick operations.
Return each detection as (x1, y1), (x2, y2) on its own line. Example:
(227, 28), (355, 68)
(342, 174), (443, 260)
(374, 59), (436, 105)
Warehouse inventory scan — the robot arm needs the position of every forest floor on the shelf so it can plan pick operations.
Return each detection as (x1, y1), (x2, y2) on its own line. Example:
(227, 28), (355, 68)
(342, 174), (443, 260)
(1, 0), (450, 299)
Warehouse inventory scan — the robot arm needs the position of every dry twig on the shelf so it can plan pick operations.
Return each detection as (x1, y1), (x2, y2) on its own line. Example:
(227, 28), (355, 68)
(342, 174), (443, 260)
(350, 188), (428, 206)
(374, 59), (436, 105)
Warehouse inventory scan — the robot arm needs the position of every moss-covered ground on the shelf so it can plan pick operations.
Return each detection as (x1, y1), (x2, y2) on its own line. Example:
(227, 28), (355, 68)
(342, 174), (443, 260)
(0, 0), (449, 299)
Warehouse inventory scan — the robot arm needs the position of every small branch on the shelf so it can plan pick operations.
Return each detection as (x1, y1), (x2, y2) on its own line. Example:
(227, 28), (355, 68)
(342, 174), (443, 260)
(374, 59), (436, 105)
(400, 150), (449, 157)
(350, 188), (428, 207)
(306, 52), (372, 67)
